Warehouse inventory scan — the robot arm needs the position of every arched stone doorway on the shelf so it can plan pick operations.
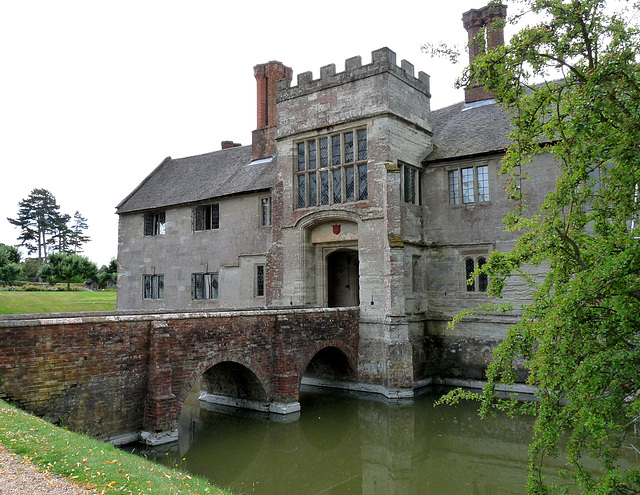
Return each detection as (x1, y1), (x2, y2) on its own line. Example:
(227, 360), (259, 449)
(295, 215), (360, 307)
(327, 249), (359, 307)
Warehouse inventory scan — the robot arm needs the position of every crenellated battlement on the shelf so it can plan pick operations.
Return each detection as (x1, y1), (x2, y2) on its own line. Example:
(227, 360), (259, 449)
(277, 47), (430, 101)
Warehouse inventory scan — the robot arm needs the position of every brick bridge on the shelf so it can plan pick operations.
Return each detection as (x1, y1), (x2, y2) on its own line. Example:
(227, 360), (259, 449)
(0, 307), (358, 444)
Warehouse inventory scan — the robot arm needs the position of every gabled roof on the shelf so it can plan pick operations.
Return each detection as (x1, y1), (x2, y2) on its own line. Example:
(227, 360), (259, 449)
(116, 145), (277, 214)
(425, 100), (513, 163)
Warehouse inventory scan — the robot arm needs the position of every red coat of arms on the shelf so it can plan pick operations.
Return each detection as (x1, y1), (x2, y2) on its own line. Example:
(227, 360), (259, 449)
(333, 224), (341, 235)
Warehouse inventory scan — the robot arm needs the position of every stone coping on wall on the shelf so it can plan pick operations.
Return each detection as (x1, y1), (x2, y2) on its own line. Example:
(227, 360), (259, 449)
(0, 306), (360, 327)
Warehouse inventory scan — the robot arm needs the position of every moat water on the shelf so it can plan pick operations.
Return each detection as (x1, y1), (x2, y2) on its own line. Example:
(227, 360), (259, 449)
(129, 386), (551, 494)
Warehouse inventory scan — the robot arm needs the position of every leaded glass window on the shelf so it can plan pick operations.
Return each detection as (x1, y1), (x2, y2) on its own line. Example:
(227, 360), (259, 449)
(194, 204), (219, 231)
(261, 197), (271, 226)
(308, 140), (316, 170)
(144, 211), (165, 236)
(358, 164), (368, 200)
(321, 171), (329, 205)
(319, 137), (328, 168)
(332, 135), (341, 166)
(448, 170), (460, 205)
(333, 169), (342, 204)
(309, 172), (317, 207)
(193, 273), (218, 300)
(477, 166), (489, 202)
(478, 257), (488, 292)
(448, 164), (489, 206)
(404, 165), (421, 205)
(345, 166), (355, 202)
(256, 265), (265, 297)
(297, 143), (305, 172)
(464, 256), (489, 293)
(295, 129), (368, 208)
(298, 175), (306, 208)
(465, 258), (475, 292)
(357, 129), (367, 161)
(144, 274), (164, 299)
(344, 132), (354, 163)
(462, 167), (475, 204)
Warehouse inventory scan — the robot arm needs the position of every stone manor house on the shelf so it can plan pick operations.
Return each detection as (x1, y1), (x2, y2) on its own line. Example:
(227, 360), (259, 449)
(116, 4), (557, 397)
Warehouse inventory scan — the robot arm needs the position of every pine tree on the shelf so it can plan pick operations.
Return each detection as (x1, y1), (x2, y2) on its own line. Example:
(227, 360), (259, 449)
(7, 188), (62, 267)
(69, 211), (91, 254)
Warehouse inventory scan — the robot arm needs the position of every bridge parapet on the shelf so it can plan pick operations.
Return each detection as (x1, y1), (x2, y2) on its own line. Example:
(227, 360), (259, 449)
(0, 307), (359, 444)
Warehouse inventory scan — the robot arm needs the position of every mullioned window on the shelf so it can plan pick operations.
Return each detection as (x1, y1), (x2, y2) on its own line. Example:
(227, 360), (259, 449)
(296, 129), (368, 208)
(448, 164), (489, 205)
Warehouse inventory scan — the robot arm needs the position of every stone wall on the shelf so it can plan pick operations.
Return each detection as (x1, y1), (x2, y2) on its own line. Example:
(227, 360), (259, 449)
(117, 190), (272, 311)
(270, 48), (433, 395)
(421, 152), (559, 380)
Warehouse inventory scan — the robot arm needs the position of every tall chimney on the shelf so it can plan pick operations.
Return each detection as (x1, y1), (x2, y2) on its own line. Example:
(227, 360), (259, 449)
(252, 60), (293, 161)
(462, 3), (507, 104)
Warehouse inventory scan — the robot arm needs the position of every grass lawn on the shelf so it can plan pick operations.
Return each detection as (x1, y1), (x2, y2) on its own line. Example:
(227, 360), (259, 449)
(0, 290), (117, 315)
(0, 399), (231, 494)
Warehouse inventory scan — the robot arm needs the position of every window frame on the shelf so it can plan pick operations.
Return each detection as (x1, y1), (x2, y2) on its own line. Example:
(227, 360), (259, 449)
(143, 274), (164, 299)
(463, 256), (488, 293)
(255, 264), (265, 297)
(295, 128), (368, 209)
(193, 203), (220, 231)
(402, 163), (422, 205)
(191, 272), (219, 300)
(260, 196), (272, 227)
(143, 211), (166, 236)
(447, 163), (490, 205)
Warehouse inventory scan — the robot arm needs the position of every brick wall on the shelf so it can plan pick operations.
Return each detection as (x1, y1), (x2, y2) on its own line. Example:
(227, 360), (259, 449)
(0, 308), (359, 441)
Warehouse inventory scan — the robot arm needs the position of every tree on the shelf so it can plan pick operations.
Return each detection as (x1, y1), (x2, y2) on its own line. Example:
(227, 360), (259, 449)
(38, 253), (98, 291)
(7, 188), (62, 267)
(50, 212), (72, 255)
(0, 244), (21, 286)
(433, 1), (640, 492)
(20, 258), (40, 282)
(69, 211), (90, 254)
(94, 258), (117, 289)
(7, 190), (91, 264)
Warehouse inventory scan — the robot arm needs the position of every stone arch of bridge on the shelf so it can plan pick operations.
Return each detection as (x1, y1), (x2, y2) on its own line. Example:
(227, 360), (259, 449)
(294, 209), (361, 307)
(179, 352), (272, 409)
(300, 341), (358, 384)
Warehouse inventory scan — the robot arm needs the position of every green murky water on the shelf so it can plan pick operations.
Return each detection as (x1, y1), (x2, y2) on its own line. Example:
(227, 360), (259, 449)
(132, 387), (548, 494)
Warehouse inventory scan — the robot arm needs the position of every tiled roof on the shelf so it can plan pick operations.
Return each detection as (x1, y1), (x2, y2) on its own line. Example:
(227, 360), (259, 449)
(425, 100), (513, 162)
(116, 145), (276, 214)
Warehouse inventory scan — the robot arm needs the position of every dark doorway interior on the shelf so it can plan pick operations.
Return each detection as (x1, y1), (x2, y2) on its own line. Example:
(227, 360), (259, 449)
(327, 249), (359, 307)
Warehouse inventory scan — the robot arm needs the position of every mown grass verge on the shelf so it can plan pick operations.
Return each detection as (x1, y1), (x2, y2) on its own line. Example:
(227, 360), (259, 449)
(0, 399), (232, 494)
(0, 290), (117, 315)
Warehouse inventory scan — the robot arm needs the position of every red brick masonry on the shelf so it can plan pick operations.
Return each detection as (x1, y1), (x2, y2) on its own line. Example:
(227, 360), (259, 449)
(0, 308), (358, 440)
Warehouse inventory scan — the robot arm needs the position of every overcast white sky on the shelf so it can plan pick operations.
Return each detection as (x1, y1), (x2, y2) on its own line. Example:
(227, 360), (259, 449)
(0, 0), (517, 266)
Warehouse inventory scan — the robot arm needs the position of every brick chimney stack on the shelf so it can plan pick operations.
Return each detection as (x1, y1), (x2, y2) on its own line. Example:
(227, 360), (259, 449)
(252, 60), (293, 161)
(462, 3), (507, 104)
(221, 141), (241, 150)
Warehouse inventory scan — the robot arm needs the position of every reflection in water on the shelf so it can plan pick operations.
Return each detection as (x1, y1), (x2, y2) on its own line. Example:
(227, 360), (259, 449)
(131, 386), (639, 495)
